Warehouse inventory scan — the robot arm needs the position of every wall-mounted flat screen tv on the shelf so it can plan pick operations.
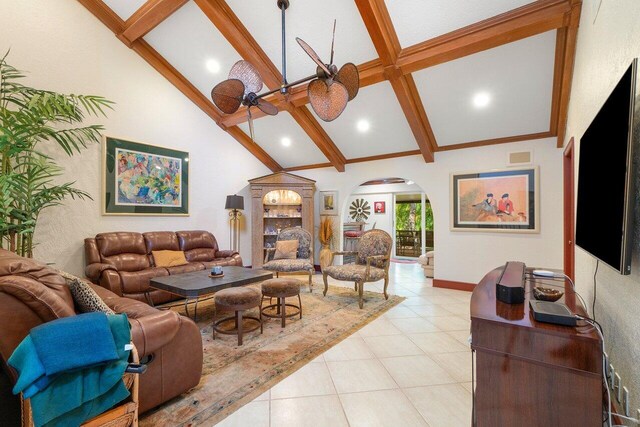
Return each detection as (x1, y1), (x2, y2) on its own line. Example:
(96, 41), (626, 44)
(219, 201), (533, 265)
(576, 59), (638, 275)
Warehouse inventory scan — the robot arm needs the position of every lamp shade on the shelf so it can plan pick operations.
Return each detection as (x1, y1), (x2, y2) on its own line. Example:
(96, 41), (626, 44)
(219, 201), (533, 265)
(225, 195), (244, 210)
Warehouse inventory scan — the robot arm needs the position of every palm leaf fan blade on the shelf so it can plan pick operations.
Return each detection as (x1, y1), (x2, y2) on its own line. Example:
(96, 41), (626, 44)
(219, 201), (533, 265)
(256, 99), (278, 116)
(210, 79), (244, 114)
(228, 60), (264, 96)
(307, 79), (348, 122)
(335, 63), (359, 101)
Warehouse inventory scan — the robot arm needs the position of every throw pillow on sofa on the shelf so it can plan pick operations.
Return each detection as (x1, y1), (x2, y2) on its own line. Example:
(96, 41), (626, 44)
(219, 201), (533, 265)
(274, 240), (299, 260)
(68, 279), (115, 315)
(152, 250), (188, 267)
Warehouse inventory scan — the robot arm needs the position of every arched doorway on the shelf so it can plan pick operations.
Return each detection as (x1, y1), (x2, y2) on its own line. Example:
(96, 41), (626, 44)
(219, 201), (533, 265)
(339, 177), (434, 277)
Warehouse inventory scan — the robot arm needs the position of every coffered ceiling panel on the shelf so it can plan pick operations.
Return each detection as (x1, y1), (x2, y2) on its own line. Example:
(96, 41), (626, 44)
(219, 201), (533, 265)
(413, 30), (556, 147)
(226, 0), (378, 83)
(310, 81), (417, 159)
(102, 0), (147, 21)
(238, 114), (329, 168)
(386, 0), (534, 48)
(144, 1), (244, 99)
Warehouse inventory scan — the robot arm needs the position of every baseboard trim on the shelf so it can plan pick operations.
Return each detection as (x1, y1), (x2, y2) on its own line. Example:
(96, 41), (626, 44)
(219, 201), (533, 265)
(433, 279), (475, 292)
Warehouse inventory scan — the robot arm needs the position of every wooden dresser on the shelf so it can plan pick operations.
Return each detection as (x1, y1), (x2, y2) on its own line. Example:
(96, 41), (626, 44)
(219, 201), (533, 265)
(470, 266), (602, 426)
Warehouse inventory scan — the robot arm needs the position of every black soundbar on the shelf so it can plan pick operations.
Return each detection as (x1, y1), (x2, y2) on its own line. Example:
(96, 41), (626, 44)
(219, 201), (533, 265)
(496, 261), (525, 304)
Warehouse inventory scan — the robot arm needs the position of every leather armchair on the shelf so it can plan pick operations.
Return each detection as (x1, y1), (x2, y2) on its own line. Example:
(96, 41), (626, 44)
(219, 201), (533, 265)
(0, 249), (203, 420)
(322, 229), (392, 308)
(85, 230), (242, 305)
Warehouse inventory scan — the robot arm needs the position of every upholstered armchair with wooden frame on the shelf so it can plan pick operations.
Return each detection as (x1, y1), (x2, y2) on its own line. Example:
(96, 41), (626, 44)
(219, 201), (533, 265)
(263, 227), (315, 292)
(322, 229), (392, 309)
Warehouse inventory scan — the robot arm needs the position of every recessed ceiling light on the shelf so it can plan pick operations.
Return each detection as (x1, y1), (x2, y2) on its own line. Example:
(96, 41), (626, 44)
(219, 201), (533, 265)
(406, 180), (415, 185)
(473, 92), (491, 108)
(281, 137), (292, 147)
(206, 59), (221, 74)
(356, 119), (370, 133)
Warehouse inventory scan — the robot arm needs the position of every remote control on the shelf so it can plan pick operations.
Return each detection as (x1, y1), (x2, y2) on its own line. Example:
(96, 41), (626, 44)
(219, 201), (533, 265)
(532, 269), (556, 278)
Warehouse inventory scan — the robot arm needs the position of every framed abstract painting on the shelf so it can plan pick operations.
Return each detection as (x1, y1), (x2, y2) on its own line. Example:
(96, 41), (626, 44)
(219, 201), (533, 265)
(102, 136), (189, 215)
(450, 167), (538, 233)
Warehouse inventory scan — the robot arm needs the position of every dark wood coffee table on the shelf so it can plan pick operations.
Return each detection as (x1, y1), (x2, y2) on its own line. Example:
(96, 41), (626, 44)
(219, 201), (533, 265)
(148, 266), (273, 320)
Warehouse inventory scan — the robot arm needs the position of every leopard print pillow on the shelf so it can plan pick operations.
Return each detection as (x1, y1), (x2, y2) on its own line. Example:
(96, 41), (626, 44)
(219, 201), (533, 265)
(67, 278), (115, 315)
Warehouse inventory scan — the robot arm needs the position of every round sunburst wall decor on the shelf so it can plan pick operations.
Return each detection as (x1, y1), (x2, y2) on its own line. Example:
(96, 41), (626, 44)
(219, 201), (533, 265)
(349, 198), (371, 222)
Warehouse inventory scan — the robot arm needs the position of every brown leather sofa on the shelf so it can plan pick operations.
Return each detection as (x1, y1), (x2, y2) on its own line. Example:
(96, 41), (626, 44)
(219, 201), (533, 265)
(0, 249), (203, 423)
(85, 230), (242, 305)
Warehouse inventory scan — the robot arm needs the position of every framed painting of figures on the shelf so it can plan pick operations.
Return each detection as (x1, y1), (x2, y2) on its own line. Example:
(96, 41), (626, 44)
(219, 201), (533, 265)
(450, 167), (538, 233)
(103, 136), (189, 215)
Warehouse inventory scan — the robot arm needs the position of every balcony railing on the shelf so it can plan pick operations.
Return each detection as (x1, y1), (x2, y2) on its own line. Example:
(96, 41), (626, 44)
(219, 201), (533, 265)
(395, 230), (434, 257)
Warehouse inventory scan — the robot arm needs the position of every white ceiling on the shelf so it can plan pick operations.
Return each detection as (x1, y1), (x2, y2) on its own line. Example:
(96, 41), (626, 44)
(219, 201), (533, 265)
(226, 0), (378, 84)
(413, 30), (556, 146)
(94, 0), (563, 168)
(238, 113), (329, 168)
(144, 2), (244, 99)
(311, 81), (418, 159)
(386, 0), (534, 48)
(102, 0), (146, 21)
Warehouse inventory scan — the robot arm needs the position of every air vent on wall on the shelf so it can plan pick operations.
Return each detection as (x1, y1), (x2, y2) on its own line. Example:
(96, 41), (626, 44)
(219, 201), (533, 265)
(507, 150), (533, 166)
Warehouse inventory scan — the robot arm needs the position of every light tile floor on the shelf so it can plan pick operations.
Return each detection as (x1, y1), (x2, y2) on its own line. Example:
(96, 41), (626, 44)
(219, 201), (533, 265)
(215, 263), (473, 427)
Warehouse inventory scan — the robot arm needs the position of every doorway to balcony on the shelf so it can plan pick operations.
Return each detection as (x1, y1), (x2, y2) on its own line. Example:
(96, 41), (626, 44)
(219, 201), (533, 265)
(394, 193), (433, 258)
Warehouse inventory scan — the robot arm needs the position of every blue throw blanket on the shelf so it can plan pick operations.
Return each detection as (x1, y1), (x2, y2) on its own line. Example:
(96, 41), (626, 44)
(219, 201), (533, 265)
(8, 313), (132, 427)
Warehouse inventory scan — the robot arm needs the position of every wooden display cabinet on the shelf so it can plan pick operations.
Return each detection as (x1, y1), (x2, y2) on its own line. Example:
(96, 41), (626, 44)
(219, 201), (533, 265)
(249, 172), (315, 268)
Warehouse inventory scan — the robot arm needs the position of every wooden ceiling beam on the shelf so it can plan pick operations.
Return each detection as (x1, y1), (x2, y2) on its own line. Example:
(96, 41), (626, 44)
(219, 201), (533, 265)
(76, 0), (281, 172)
(226, 126), (283, 172)
(195, 0), (282, 89)
(118, 0), (188, 46)
(355, 0), (436, 162)
(288, 106), (346, 172)
(389, 75), (436, 161)
(396, 0), (573, 74)
(435, 131), (554, 152)
(196, 0), (346, 172)
(552, 1), (581, 147)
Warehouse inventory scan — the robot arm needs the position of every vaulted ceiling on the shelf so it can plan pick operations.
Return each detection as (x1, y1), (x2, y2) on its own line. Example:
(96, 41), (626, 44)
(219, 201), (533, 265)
(78, 0), (582, 172)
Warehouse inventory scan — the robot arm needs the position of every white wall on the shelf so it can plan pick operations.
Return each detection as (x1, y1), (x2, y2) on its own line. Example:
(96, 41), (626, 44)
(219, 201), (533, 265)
(0, 0), (269, 275)
(298, 138), (564, 284)
(564, 0), (640, 413)
(344, 193), (394, 237)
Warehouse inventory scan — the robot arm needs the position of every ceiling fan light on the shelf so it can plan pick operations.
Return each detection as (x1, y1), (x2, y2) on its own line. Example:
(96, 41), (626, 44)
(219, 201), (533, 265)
(473, 92), (491, 108)
(206, 59), (221, 74)
(356, 119), (370, 133)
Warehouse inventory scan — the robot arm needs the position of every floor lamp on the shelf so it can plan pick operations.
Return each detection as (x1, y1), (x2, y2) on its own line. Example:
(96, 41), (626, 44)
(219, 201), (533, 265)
(225, 195), (244, 253)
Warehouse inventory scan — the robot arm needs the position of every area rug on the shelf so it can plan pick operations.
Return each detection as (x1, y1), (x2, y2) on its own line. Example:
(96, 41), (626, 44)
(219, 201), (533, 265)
(140, 282), (404, 427)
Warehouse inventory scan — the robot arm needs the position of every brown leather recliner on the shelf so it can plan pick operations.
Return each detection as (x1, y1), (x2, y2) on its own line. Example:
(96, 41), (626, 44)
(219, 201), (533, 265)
(0, 249), (203, 423)
(85, 230), (242, 305)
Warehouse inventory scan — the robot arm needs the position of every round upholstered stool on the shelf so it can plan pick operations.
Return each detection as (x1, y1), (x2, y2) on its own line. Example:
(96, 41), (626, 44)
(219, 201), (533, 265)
(213, 287), (262, 346)
(260, 278), (302, 328)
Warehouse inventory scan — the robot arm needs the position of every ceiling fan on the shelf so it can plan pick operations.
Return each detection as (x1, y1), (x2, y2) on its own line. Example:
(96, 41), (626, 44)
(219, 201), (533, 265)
(210, 0), (359, 142)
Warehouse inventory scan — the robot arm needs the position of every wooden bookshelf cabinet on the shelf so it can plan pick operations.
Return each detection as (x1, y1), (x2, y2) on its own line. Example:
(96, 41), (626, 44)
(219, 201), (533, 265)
(249, 172), (315, 268)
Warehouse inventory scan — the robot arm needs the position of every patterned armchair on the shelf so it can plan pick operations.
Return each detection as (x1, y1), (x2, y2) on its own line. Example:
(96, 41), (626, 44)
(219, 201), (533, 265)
(322, 229), (392, 309)
(263, 227), (315, 291)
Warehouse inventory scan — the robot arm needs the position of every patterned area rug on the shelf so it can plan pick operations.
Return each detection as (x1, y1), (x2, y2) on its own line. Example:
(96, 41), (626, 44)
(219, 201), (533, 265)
(140, 282), (404, 426)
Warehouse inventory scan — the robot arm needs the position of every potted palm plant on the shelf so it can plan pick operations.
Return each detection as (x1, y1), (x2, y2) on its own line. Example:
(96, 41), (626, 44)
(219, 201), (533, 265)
(0, 53), (113, 257)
